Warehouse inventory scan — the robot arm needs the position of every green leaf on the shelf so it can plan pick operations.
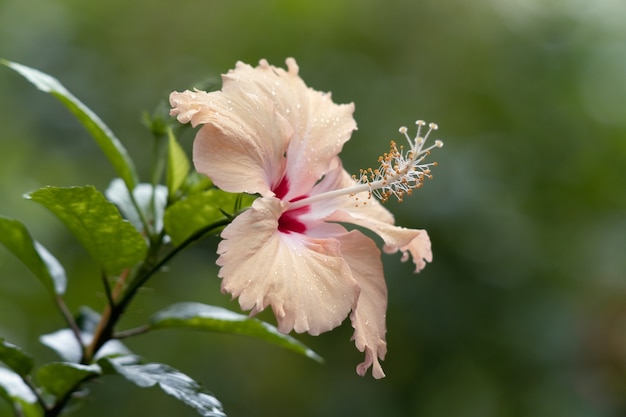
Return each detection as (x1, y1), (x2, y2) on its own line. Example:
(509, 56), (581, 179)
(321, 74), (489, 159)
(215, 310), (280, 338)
(40, 329), (131, 363)
(27, 186), (148, 275)
(36, 362), (100, 398)
(166, 129), (191, 197)
(1, 60), (138, 189)
(184, 172), (213, 194)
(106, 179), (168, 235)
(0, 339), (34, 377)
(73, 306), (102, 335)
(0, 217), (67, 295)
(100, 356), (225, 417)
(164, 190), (254, 246)
(0, 368), (42, 417)
(150, 303), (323, 363)
(39, 330), (81, 363)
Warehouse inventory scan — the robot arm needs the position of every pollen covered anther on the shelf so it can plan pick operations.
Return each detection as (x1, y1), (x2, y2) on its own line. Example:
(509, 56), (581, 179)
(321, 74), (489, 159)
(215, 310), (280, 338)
(355, 120), (442, 203)
(288, 119), (442, 210)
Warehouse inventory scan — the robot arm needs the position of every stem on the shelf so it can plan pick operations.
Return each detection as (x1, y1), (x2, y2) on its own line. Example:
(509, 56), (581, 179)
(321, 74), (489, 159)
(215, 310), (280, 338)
(82, 269), (132, 363)
(146, 127), (168, 243)
(120, 217), (232, 311)
(44, 375), (99, 417)
(150, 130), (168, 188)
(45, 212), (233, 416)
(114, 324), (150, 339)
(84, 217), (232, 361)
(54, 295), (84, 359)
(20, 375), (48, 414)
(101, 272), (114, 307)
(127, 190), (153, 240)
(111, 268), (132, 300)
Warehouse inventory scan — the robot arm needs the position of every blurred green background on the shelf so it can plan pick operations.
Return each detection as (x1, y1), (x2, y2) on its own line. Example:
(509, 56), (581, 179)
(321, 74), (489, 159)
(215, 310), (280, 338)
(1, 0), (626, 416)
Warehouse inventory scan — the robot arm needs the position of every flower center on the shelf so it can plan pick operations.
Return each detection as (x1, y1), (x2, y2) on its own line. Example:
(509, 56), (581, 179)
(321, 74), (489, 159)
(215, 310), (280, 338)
(278, 204), (309, 234)
(289, 120), (443, 210)
(273, 176), (291, 200)
(273, 178), (310, 234)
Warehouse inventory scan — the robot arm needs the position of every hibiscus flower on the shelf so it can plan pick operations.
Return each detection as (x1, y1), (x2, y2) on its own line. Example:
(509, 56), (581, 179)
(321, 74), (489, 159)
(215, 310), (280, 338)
(170, 58), (442, 378)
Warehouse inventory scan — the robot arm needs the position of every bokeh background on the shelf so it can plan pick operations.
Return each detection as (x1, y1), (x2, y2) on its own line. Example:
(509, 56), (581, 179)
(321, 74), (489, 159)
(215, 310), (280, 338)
(1, 0), (626, 416)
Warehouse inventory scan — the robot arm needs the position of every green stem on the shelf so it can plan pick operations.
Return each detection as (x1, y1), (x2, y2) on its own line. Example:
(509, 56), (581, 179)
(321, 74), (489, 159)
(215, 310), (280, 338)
(123, 185), (153, 240)
(85, 217), (232, 360)
(82, 269), (133, 363)
(20, 375), (48, 414)
(114, 324), (150, 339)
(101, 272), (114, 307)
(44, 374), (99, 417)
(121, 216), (232, 314)
(146, 127), (168, 243)
(150, 130), (168, 188)
(54, 295), (84, 359)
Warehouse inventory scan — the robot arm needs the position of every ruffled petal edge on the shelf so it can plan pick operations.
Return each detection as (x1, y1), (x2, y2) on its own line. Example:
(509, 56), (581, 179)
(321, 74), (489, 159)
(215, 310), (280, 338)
(336, 230), (388, 379)
(216, 197), (360, 335)
(327, 209), (432, 273)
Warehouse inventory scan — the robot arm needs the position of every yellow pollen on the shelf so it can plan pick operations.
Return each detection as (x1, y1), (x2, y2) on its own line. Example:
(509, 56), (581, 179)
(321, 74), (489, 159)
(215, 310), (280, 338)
(352, 119), (442, 204)
(288, 119), (443, 211)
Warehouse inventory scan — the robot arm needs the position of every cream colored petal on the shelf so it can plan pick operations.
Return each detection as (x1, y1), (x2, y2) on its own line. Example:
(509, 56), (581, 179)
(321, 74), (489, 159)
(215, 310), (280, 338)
(220, 59), (357, 199)
(327, 209), (432, 273)
(192, 116), (290, 196)
(303, 160), (431, 272)
(383, 228), (432, 273)
(217, 197), (360, 335)
(171, 88), (292, 195)
(336, 230), (388, 379)
(170, 89), (220, 127)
